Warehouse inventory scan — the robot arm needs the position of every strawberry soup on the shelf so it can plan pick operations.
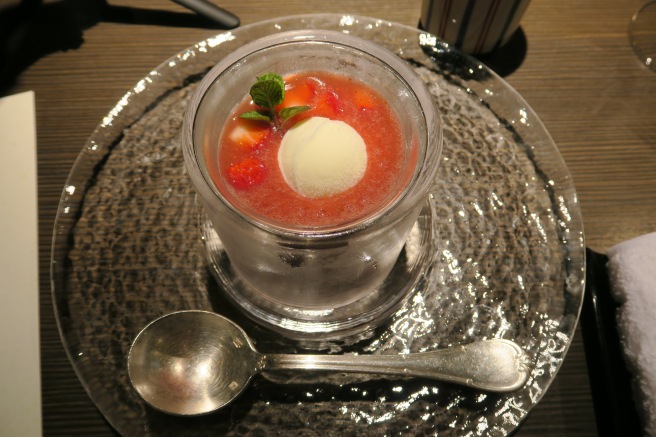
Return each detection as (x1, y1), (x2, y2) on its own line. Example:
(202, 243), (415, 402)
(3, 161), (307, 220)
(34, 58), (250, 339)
(208, 71), (410, 228)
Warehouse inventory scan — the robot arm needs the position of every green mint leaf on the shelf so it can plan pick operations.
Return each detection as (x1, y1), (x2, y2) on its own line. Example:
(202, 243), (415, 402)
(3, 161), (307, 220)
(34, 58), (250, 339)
(250, 73), (285, 110)
(238, 110), (272, 122)
(279, 105), (311, 121)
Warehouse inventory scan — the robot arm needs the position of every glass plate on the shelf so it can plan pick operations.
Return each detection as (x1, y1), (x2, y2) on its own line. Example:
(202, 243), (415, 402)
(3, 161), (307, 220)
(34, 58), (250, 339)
(51, 13), (585, 436)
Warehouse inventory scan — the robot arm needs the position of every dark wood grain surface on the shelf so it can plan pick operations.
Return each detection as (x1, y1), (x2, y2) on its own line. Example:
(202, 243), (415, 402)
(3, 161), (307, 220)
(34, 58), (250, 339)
(4, 0), (655, 435)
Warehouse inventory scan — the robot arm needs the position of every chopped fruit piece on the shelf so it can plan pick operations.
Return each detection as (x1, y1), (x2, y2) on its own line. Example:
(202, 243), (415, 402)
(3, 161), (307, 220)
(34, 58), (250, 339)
(305, 77), (324, 95)
(227, 157), (266, 189)
(314, 90), (343, 116)
(228, 121), (270, 149)
(354, 89), (376, 110)
(325, 91), (343, 114)
(280, 79), (316, 109)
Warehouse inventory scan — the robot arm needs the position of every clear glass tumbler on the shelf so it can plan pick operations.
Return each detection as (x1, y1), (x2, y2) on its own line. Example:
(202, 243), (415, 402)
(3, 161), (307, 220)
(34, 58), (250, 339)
(630, 1), (656, 72)
(182, 30), (442, 340)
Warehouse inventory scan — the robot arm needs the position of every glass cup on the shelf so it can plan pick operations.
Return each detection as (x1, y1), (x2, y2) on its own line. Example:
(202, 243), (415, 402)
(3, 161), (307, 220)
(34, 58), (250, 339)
(182, 30), (442, 340)
(630, 1), (656, 72)
(420, 0), (532, 54)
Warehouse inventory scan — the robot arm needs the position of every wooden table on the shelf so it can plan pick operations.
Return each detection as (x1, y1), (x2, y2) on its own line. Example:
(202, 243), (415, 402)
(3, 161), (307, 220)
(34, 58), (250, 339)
(5, 0), (654, 434)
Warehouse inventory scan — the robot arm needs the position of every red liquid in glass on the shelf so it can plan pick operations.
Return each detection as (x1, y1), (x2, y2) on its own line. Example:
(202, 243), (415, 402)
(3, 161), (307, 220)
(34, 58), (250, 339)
(208, 71), (408, 228)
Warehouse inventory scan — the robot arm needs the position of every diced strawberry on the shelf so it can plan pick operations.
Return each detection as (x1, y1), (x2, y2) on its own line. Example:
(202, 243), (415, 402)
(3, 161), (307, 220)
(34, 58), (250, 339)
(227, 157), (265, 190)
(278, 78), (317, 109)
(354, 89), (376, 110)
(325, 91), (343, 114)
(314, 90), (343, 116)
(228, 120), (270, 149)
(305, 77), (324, 95)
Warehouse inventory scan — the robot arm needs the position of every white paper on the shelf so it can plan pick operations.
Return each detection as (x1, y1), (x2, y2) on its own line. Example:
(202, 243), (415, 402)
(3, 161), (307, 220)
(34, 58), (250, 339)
(0, 91), (42, 436)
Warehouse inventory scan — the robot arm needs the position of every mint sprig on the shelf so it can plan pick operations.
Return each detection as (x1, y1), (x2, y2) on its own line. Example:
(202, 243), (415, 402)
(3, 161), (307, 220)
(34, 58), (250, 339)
(250, 72), (285, 109)
(239, 110), (272, 122)
(238, 72), (310, 127)
(279, 105), (311, 121)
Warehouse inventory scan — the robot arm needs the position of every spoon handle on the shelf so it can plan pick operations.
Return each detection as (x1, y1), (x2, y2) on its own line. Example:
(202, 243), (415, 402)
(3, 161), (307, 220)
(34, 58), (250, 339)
(261, 339), (530, 392)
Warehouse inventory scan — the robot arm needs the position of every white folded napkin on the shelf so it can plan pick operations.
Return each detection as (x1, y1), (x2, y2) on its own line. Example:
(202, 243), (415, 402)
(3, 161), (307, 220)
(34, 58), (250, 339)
(607, 232), (656, 437)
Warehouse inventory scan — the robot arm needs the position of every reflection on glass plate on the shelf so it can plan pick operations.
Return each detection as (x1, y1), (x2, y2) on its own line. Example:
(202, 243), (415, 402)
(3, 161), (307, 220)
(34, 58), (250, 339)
(51, 14), (585, 436)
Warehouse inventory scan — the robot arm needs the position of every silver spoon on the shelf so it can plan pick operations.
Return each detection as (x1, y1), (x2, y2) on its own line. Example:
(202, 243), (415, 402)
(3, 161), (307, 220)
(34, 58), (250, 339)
(127, 310), (531, 416)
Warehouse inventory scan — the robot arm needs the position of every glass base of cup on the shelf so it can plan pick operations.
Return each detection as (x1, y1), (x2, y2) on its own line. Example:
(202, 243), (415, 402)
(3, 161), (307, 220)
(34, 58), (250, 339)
(199, 201), (435, 342)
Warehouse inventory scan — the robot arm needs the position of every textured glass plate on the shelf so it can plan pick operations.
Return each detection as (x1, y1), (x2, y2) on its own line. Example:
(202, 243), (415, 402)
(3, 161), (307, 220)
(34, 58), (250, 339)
(51, 14), (585, 436)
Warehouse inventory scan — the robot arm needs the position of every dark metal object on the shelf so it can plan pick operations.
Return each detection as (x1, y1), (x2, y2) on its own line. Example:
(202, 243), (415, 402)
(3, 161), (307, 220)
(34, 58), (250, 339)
(172, 0), (239, 28)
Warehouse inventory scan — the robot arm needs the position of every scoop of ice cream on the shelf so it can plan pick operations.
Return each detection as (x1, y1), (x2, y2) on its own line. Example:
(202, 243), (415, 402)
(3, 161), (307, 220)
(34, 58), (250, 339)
(278, 117), (367, 198)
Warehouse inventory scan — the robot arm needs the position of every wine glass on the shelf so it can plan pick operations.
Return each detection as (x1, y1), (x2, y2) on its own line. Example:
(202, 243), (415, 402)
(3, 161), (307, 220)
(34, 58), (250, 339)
(629, 0), (656, 71)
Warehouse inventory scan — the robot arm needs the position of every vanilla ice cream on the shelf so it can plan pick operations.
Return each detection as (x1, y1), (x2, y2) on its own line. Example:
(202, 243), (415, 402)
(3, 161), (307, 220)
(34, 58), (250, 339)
(278, 117), (367, 198)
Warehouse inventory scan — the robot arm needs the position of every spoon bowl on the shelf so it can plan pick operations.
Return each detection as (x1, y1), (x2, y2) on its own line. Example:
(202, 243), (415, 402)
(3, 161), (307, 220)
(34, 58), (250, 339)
(128, 310), (531, 416)
(128, 311), (258, 416)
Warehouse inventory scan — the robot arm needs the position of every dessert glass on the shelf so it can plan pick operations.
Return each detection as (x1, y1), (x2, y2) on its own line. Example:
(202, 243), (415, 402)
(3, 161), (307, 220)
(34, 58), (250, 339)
(181, 30), (442, 340)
